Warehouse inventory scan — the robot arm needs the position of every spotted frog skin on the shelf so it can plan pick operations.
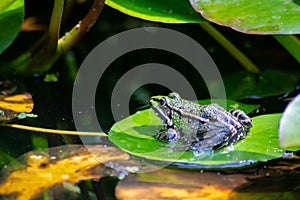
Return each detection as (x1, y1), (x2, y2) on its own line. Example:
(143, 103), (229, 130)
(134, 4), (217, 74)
(150, 92), (252, 153)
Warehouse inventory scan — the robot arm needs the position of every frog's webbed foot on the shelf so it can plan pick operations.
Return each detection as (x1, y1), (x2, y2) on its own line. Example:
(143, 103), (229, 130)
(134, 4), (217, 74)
(154, 127), (180, 143)
(229, 109), (252, 130)
(190, 143), (214, 157)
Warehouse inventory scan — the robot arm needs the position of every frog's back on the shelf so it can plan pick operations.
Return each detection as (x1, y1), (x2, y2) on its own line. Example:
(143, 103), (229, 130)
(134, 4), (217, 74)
(200, 103), (229, 119)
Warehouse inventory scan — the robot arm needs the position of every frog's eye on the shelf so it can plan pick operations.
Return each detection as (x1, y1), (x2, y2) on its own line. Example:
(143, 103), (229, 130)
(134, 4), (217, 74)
(168, 92), (180, 99)
(159, 98), (166, 105)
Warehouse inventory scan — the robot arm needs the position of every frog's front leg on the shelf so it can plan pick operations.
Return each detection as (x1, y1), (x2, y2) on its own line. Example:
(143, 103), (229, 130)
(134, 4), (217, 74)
(155, 126), (180, 143)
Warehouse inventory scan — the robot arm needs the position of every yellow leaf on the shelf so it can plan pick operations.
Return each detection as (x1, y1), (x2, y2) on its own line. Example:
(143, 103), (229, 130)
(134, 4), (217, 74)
(0, 93), (33, 113)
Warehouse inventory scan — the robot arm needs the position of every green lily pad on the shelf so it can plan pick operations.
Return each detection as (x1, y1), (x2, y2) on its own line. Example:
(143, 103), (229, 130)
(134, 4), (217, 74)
(0, 0), (24, 54)
(109, 101), (286, 169)
(190, 0), (300, 34)
(279, 94), (300, 149)
(106, 0), (205, 23)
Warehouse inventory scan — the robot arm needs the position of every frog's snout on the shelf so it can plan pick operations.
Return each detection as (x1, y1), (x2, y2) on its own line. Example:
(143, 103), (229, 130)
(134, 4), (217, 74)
(149, 97), (158, 107)
(152, 97), (167, 106)
(149, 99), (153, 106)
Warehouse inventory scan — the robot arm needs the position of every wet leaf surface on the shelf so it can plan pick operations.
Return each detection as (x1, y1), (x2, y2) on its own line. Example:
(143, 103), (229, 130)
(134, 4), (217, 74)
(109, 99), (292, 169)
(190, 0), (300, 34)
(116, 159), (300, 200)
(0, 145), (130, 200)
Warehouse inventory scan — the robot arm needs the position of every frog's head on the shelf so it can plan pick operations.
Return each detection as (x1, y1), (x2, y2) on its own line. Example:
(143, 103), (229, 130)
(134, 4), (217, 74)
(149, 92), (181, 126)
(149, 92), (181, 109)
(149, 95), (168, 112)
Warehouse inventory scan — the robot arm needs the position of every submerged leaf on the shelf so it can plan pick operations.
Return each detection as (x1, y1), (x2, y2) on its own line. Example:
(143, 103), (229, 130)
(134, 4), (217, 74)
(116, 166), (300, 200)
(279, 94), (300, 149)
(109, 100), (289, 169)
(0, 80), (35, 121)
(0, 93), (34, 121)
(0, 93), (33, 113)
(0, 145), (130, 200)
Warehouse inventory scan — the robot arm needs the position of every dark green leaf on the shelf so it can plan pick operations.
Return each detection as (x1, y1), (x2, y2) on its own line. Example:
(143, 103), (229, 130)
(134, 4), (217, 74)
(109, 101), (287, 169)
(211, 70), (298, 100)
(0, 0), (24, 54)
(106, 0), (205, 23)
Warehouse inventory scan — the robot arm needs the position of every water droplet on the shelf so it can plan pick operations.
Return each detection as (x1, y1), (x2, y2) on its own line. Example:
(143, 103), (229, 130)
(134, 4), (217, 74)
(272, 15), (281, 20)
(75, 21), (81, 29)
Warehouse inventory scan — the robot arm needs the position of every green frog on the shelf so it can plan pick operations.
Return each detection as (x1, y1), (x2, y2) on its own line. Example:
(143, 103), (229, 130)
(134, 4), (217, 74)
(150, 92), (252, 154)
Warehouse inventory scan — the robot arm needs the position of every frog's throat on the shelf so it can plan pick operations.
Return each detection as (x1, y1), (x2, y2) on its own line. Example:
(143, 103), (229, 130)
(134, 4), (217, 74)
(151, 105), (173, 127)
